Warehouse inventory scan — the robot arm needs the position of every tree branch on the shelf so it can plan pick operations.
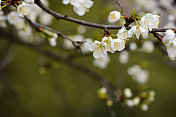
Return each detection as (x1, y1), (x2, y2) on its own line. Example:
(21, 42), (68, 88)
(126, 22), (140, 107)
(34, 0), (176, 33)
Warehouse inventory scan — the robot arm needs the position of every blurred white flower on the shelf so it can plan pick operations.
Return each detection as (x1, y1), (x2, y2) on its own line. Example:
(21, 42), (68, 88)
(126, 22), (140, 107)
(124, 88), (132, 98)
(128, 65), (149, 84)
(134, 0), (157, 11)
(39, 13), (53, 25)
(14, 19), (25, 30)
(7, 11), (21, 24)
(49, 38), (57, 47)
(108, 11), (121, 23)
(24, 0), (34, 4)
(0, 11), (7, 28)
(63, 0), (93, 16)
(163, 30), (176, 60)
(149, 91), (155, 102)
(93, 55), (110, 69)
(63, 34), (84, 49)
(133, 97), (140, 106)
(159, 0), (173, 7)
(142, 41), (155, 53)
(141, 104), (148, 111)
(125, 99), (134, 107)
(81, 38), (93, 54)
(17, 2), (31, 17)
(63, 0), (71, 5)
(77, 25), (86, 34)
(129, 42), (137, 51)
(119, 50), (129, 64)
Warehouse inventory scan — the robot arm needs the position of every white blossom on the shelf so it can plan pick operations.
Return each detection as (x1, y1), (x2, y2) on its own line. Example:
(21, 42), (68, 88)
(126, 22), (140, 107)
(163, 30), (176, 60)
(63, 0), (71, 4)
(142, 41), (155, 53)
(63, 0), (93, 16)
(133, 97), (140, 106)
(81, 38), (93, 54)
(124, 88), (132, 98)
(14, 19), (25, 30)
(89, 40), (107, 59)
(7, 11), (21, 25)
(39, 13), (53, 26)
(141, 13), (160, 31)
(77, 25), (86, 34)
(141, 104), (148, 111)
(93, 55), (110, 69)
(0, 11), (7, 28)
(119, 50), (129, 64)
(113, 39), (126, 51)
(102, 36), (115, 53)
(108, 11), (121, 23)
(17, 2), (31, 17)
(128, 25), (148, 39)
(49, 38), (57, 47)
(117, 26), (129, 39)
(125, 99), (134, 107)
(129, 42), (137, 51)
(128, 65), (149, 84)
(24, 0), (34, 4)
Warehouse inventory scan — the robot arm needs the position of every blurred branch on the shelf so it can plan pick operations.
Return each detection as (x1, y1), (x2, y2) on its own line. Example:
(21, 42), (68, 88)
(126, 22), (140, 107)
(25, 17), (85, 51)
(114, 0), (124, 14)
(0, 29), (118, 100)
(0, 46), (15, 71)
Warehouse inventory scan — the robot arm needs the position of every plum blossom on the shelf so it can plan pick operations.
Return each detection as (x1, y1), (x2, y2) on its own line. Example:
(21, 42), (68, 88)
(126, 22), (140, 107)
(48, 33), (58, 47)
(81, 38), (93, 54)
(102, 36), (115, 53)
(163, 29), (176, 60)
(129, 42), (137, 51)
(62, 0), (93, 16)
(128, 25), (148, 39)
(128, 13), (159, 39)
(17, 2), (31, 17)
(119, 50), (129, 64)
(0, 11), (7, 28)
(141, 13), (160, 31)
(93, 55), (110, 69)
(124, 88), (132, 98)
(142, 41), (155, 53)
(108, 11), (121, 23)
(117, 26), (129, 40)
(89, 40), (107, 59)
(128, 65), (149, 84)
(24, 0), (34, 4)
(113, 39), (126, 51)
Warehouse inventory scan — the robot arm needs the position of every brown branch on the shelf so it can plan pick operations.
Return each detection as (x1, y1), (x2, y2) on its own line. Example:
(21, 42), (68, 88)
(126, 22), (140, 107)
(34, 0), (176, 33)
(25, 17), (86, 52)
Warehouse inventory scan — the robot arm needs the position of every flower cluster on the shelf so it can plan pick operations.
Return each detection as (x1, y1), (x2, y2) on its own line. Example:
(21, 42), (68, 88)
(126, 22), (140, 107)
(0, 0), (55, 46)
(163, 30), (176, 60)
(123, 88), (155, 111)
(127, 65), (149, 84)
(89, 11), (159, 59)
(62, 0), (93, 16)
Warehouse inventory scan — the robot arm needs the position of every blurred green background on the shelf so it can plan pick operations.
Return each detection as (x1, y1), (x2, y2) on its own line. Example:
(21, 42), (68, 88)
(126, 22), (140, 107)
(0, 0), (176, 117)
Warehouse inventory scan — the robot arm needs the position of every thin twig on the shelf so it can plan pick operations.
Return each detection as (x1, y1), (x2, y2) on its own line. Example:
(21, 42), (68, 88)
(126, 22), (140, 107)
(114, 0), (124, 14)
